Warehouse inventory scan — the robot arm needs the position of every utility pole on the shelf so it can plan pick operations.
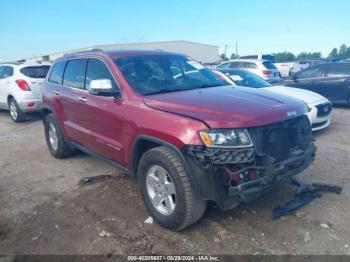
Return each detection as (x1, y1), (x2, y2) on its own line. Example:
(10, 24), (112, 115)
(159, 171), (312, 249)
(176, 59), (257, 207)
(236, 41), (238, 57)
(224, 45), (228, 58)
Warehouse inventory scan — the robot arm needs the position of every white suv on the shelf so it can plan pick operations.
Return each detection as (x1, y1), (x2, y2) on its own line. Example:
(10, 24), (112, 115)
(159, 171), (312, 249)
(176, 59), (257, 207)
(0, 62), (51, 122)
(217, 59), (281, 83)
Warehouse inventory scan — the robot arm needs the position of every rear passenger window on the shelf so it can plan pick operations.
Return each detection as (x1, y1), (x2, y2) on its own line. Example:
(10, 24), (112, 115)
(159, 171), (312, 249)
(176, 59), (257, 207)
(63, 59), (87, 89)
(241, 62), (257, 69)
(262, 61), (277, 69)
(49, 62), (66, 85)
(85, 59), (118, 90)
(328, 65), (350, 77)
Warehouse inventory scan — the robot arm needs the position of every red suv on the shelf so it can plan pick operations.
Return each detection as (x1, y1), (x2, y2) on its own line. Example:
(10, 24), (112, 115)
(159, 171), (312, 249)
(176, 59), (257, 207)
(42, 50), (316, 230)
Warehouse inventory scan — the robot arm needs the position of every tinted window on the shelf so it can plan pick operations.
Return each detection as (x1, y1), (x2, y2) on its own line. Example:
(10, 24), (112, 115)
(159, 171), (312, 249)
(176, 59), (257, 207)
(85, 59), (118, 90)
(49, 62), (66, 85)
(262, 61), (277, 69)
(328, 64), (350, 77)
(114, 55), (225, 95)
(2, 66), (13, 79)
(20, 66), (50, 79)
(63, 59), (87, 89)
(262, 55), (276, 63)
(240, 55), (257, 59)
(0, 66), (5, 79)
(297, 66), (325, 79)
(217, 62), (232, 69)
(241, 62), (257, 69)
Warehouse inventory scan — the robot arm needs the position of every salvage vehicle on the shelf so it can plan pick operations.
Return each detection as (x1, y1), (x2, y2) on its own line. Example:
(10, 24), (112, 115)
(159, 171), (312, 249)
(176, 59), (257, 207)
(0, 62), (51, 122)
(214, 69), (332, 131)
(217, 59), (281, 83)
(283, 63), (350, 106)
(42, 50), (316, 230)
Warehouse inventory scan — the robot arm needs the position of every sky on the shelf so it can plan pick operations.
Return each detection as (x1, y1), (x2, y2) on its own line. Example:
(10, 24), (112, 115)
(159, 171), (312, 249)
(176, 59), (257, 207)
(0, 0), (349, 61)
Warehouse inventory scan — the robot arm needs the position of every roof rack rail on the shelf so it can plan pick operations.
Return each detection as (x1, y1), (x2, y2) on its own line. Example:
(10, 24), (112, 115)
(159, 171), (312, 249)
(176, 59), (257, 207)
(63, 48), (104, 56)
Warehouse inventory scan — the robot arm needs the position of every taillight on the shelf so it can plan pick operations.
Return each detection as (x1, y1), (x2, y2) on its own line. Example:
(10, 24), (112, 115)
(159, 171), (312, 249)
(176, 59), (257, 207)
(15, 79), (31, 91)
(262, 70), (272, 75)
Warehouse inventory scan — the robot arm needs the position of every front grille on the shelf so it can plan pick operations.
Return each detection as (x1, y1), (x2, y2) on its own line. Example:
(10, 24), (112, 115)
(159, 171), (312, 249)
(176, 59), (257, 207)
(248, 115), (313, 163)
(316, 102), (332, 117)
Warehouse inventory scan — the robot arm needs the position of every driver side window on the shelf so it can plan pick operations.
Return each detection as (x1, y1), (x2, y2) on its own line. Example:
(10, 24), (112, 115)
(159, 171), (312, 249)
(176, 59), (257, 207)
(85, 59), (118, 91)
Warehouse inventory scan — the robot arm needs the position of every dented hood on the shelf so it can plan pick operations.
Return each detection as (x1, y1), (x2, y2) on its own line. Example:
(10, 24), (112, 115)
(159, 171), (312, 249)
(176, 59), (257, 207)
(143, 85), (308, 129)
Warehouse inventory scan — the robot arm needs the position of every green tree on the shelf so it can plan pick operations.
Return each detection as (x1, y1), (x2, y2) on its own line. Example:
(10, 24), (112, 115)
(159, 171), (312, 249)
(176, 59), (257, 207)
(230, 53), (239, 60)
(297, 52), (321, 60)
(274, 51), (296, 62)
(338, 44), (350, 60)
(220, 53), (229, 61)
(328, 48), (339, 59)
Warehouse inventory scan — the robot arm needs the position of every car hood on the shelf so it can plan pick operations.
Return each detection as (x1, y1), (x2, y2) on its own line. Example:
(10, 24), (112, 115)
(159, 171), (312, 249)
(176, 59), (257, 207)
(263, 85), (328, 105)
(143, 85), (308, 129)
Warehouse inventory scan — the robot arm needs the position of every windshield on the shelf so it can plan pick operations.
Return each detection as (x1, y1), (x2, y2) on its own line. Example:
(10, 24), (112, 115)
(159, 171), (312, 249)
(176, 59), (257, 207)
(226, 70), (272, 88)
(114, 55), (226, 95)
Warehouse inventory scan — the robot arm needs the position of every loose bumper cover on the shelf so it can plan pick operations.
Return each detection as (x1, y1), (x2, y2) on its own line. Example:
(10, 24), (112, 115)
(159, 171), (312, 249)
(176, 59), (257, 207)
(183, 115), (316, 210)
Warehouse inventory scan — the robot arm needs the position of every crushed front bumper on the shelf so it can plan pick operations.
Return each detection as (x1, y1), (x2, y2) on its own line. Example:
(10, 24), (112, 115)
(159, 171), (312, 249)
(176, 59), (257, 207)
(183, 115), (316, 210)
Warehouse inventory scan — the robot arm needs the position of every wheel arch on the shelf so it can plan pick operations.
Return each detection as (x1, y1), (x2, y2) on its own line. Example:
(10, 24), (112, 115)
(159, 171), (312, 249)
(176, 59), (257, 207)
(131, 135), (200, 196)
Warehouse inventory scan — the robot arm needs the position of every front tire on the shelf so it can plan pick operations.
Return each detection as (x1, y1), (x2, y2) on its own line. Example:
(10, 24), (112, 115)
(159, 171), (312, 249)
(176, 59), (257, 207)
(8, 98), (26, 122)
(137, 146), (206, 231)
(44, 113), (75, 158)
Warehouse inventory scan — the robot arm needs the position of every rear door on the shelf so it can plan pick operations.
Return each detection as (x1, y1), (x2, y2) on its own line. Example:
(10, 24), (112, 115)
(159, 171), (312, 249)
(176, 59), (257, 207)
(319, 64), (350, 103)
(59, 59), (89, 143)
(19, 65), (50, 98)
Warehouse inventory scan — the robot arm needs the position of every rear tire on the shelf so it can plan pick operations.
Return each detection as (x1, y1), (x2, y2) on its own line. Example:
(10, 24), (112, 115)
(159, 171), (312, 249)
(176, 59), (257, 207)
(8, 98), (26, 122)
(137, 146), (206, 231)
(44, 113), (75, 158)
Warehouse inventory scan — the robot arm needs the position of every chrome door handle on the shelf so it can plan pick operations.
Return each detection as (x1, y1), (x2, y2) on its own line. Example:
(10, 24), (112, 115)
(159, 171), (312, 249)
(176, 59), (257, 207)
(77, 96), (87, 102)
(53, 90), (60, 95)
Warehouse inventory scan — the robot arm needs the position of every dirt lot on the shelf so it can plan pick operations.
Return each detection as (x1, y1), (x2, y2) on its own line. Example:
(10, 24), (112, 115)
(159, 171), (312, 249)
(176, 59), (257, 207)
(0, 108), (349, 255)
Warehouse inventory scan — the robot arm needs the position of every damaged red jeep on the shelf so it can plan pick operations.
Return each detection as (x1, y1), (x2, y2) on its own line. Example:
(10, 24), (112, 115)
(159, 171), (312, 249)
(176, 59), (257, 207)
(42, 50), (316, 230)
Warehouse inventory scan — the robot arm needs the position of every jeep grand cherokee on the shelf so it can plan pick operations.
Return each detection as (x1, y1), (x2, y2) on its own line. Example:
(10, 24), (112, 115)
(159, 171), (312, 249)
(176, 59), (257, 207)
(42, 50), (316, 230)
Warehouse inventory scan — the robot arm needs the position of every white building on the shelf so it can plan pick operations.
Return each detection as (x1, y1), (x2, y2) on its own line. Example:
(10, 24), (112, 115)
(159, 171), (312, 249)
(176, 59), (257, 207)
(25, 41), (221, 64)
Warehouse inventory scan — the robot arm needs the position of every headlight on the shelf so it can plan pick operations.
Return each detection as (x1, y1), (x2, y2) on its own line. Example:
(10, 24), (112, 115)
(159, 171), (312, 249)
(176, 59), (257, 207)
(199, 129), (253, 148)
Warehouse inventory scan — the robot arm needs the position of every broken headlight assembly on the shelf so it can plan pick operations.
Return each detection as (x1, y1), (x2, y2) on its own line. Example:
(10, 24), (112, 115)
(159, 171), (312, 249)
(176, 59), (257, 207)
(199, 129), (253, 148)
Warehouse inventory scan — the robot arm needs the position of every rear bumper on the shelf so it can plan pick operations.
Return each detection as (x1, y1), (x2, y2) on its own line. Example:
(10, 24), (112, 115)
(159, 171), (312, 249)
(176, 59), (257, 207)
(17, 98), (42, 112)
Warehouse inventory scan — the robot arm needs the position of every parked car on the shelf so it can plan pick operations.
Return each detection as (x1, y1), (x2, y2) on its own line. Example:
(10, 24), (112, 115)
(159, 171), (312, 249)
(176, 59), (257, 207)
(0, 62), (51, 122)
(284, 63), (350, 106)
(238, 54), (276, 63)
(42, 50), (316, 230)
(216, 59), (281, 83)
(214, 69), (332, 131)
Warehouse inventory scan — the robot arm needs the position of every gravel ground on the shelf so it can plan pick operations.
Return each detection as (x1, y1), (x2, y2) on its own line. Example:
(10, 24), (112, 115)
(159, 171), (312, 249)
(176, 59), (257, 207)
(0, 108), (349, 255)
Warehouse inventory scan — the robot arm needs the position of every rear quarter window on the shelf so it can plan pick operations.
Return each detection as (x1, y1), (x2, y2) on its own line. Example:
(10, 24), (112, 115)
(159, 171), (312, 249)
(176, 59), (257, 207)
(20, 66), (50, 79)
(262, 61), (277, 69)
(48, 62), (66, 85)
